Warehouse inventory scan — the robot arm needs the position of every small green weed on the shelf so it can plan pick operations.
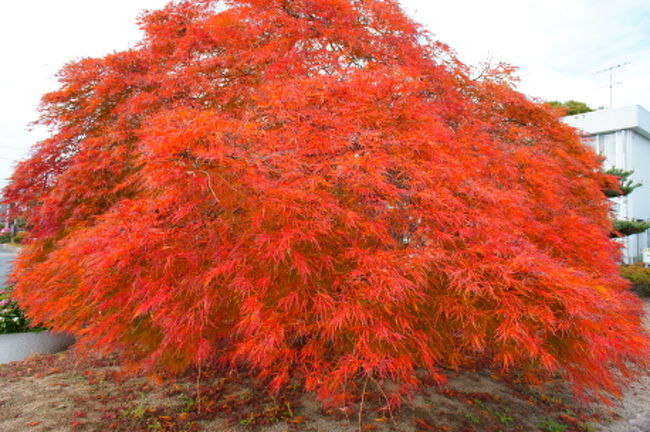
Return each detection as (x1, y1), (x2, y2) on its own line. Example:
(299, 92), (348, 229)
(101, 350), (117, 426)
(537, 419), (568, 432)
(239, 415), (254, 426)
(178, 394), (196, 412)
(464, 412), (481, 424)
(147, 420), (163, 430)
(126, 405), (148, 419)
(493, 409), (513, 426)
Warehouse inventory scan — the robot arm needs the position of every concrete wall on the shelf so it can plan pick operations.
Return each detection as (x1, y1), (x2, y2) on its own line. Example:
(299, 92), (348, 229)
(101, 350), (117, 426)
(565, 105), (650, 139)
(629, 130), (650, 220)
(564, 106), (650, 263)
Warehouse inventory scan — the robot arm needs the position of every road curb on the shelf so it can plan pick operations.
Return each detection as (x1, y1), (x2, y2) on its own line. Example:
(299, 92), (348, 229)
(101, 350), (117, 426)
(0, 331), (75, 364)
(0, 244), (20, 253)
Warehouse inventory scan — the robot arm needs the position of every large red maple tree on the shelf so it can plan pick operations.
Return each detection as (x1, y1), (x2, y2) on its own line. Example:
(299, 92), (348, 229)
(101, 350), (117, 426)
(4, 0), (648, 404)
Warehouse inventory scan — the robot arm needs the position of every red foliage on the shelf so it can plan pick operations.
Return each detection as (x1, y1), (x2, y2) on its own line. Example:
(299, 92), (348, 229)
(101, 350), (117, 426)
(3, 0), (648, 404)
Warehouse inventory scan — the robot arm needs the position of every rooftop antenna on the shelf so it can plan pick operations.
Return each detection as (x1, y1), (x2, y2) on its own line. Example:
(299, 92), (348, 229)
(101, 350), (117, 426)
(596, 62), (630, 108)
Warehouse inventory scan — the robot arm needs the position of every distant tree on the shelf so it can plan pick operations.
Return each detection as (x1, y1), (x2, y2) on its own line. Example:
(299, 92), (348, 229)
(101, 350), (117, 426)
(548, 100), (594, 115)
(3, 0), (648, 406)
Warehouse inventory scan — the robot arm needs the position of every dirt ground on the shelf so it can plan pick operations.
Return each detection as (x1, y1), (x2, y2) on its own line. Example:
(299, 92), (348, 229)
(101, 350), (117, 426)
(1, 301), (648, 432)
(599, 299), (650, 432)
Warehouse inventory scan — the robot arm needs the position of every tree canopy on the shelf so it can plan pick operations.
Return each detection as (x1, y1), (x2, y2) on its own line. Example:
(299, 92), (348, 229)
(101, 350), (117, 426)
(3, 0), (648, 405)
(548, 100), (595, 116)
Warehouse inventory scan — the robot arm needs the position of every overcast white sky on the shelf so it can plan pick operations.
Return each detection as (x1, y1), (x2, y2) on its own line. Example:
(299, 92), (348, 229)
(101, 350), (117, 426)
(1, 0), (649, 187)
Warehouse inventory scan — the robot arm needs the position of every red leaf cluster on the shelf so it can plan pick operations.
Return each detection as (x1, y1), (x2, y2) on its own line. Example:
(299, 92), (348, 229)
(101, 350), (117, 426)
(4, 0), (648, 404)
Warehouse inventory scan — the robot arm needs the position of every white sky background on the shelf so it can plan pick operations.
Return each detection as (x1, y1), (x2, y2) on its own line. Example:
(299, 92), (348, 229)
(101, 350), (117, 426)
(1, 0), (649, 187)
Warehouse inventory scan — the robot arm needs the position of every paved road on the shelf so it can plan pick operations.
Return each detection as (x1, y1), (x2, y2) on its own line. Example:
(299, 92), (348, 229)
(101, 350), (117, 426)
(0, 249), (15, 287)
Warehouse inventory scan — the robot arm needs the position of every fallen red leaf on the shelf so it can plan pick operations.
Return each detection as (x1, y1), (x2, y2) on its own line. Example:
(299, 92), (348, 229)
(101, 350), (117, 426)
(287, 416), (306, 424)
(414, 417), (435, 431)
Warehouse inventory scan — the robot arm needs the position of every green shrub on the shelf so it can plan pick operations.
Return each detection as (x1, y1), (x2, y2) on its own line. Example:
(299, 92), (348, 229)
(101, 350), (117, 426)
(0, 234), (10, 244)
(11, 231), (27, 244)
(0, 286), (44, 334)
(620, 264), (650, 297)
(613, 220), (650, 236)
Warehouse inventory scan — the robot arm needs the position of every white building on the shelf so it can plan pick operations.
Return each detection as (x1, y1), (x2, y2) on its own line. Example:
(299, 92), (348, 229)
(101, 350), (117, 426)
(564, 105), (650, 263)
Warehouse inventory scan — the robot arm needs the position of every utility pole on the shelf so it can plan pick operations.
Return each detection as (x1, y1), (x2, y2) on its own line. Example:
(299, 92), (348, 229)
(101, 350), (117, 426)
(596, 62), (630, 108)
